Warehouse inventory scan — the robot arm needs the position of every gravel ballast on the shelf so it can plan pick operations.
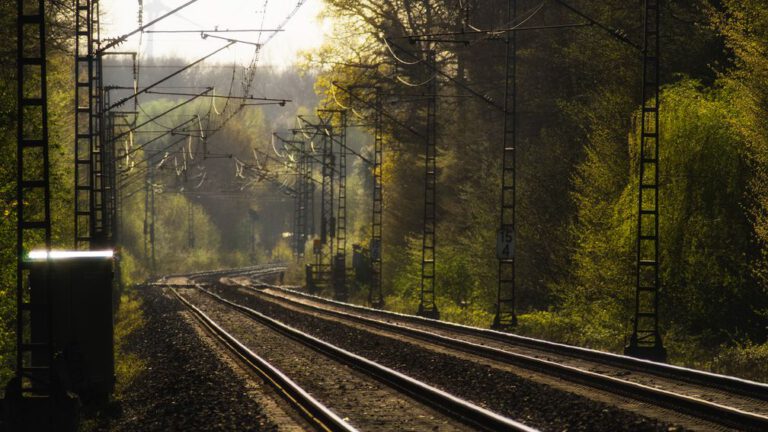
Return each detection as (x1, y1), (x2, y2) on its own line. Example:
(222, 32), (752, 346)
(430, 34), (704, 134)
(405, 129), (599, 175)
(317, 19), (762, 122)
(86, 286), (278, 431)
(213, 284), (684, 432)
(180, 287), (475, 432)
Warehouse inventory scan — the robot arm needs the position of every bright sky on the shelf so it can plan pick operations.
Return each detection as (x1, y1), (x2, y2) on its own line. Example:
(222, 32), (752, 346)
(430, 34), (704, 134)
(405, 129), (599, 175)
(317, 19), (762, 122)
(99, 0), (326, 68)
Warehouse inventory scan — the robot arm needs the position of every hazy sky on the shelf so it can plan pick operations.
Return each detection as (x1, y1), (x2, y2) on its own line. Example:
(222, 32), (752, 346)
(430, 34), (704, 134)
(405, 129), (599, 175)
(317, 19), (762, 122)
(100, 0), (326, 68)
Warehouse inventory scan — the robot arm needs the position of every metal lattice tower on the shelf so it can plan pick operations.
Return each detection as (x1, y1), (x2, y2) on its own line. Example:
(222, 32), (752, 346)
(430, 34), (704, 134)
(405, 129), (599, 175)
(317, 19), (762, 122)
(369, 87), (384, 308)
(187, 198), (195, 249)
(307, 149), (316, 238)
(314, 118), (335, 292)
(334, 110), (348, 300)
(16, 0), (53, 397)
(149, 163), (156, 274)
(91, 31), (106, 248)
(143, 167), (150, 260)
(418, 51), (439, 319)
(103, 109), (114, 246)
(302, 144), (312, 246)
(626, 0), (666, 362)
(493, 0), (518, 330)
(103, 104), (124, 248)
(294, 140), (308, 258)
(293, 158), (303, 258)
(74, 0), (96, 249)
(144, 161), (156, 273)
(275, 134), (310, 258)
(108, 109), (134, 245)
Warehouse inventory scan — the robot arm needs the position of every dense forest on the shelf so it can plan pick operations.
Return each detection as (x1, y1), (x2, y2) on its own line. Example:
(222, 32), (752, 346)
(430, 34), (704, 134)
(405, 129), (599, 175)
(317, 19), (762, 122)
(1, 0), (767, 389)
(306, 0), (768, 378)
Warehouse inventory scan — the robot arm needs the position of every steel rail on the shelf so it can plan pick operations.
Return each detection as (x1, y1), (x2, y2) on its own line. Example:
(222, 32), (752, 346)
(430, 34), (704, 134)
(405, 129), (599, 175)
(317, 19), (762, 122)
(257, 283), (768, 403)
(171, 266), (768, 402)
(169, 288), (357, 432)
(236, 284), (768, 431)
(160, 263), (286, 281)
(163, 266), (768, 431)
(190, 285), (538, 432)
(172, 266), (768, 431)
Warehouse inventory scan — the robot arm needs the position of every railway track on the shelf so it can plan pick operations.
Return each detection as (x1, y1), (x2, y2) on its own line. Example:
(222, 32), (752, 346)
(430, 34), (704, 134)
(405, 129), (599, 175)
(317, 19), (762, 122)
(170, 288), (357, 432)
(163, 263), (286, 284)
(164, 280), (537, 432)
(187, 266), (768, 432)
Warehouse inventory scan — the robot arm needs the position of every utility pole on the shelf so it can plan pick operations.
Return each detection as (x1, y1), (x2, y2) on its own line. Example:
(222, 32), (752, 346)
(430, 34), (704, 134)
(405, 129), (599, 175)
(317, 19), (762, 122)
(187, 199), (194, 249)
(74, 0), (99, 250)
(143, 169), (149, 260)
(493, 0), (518, 330)
(334, 110), (348, 301)
(249, 208), (258, 259)
(370, 87), (384, 308)
(307, 147), (316, 238)
(418, 49), (439, 319)
(626, 0), (666, 362)
(15, 0), (54, 403)
(143, 159), (156, 274)
(292, 138), (308, 259)
(296, 139), (308, 258)
(149, 161), (156, 274)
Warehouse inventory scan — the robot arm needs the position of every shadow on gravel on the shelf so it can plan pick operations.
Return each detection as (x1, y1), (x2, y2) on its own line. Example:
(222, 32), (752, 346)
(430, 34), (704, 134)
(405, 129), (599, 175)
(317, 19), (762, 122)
(80, 285), (276, 432)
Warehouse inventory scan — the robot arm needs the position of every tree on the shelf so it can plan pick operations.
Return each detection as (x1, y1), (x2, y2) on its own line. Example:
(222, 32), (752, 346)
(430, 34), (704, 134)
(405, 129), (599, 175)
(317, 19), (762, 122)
(554, 80), (763, 354)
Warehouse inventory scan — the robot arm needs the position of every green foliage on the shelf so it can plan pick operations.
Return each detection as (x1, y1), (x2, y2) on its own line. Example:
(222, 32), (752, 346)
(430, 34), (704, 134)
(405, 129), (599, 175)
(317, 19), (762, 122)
(656, 82), (760, 345)
(113, 292), (146, 396)
(710, 342), (768, 382)
(517, 310), (626, 352)
(120, 187), (236, 276)
(714, 2), (768, 315)
(550, 80), (762, 355)
(0, 0), (764, 392)
(270, 238), (294, 263)
(116, 249), (146, 288)
(308, 3), (768, 375)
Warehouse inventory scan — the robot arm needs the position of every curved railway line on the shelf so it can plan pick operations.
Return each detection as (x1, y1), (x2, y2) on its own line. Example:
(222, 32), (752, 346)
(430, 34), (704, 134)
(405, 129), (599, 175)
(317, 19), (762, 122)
(165, 265), (768, 432)
(162, 278), (537, 432)
(170, 288), (358, 432)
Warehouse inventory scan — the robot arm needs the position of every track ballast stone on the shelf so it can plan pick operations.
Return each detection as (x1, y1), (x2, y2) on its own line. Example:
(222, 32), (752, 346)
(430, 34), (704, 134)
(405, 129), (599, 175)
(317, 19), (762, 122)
(92, 286), (277, 431)
(219, 286), (684, 432)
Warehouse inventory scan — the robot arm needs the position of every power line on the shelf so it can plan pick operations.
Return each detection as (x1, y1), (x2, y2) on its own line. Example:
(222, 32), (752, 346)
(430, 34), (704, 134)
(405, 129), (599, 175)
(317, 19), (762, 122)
(107, 42), (234, 111)
(144, 29), (284, 34)
(100, 0), (202, 53)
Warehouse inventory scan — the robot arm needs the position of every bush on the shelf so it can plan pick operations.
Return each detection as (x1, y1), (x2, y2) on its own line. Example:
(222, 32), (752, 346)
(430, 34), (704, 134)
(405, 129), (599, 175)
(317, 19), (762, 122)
(516, 309), (626, 352)
(710, 342), (768, 383)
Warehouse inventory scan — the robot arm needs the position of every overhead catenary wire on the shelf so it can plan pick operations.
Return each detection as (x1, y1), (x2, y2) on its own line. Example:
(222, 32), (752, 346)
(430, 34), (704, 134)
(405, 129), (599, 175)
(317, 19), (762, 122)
(112, 89), (211, 145)
(382, 37), (422, 65)
(465, 1), (547, 34)
(201, 32), (262, 47)
(551, 0), (641, 51)
(293, 117), (373, 165)
(107, 41), (235, 111)
(117, 0), (307, 224)
(99, 0), (202, 53)
(145, 90), (289, 103)
(396, 74), (436, 87)
(330, 84), (365, 119)
(116, 117), (197, 164)
(383, 37), (504, 112)
(332, 82), (424, 139)
(144, 28), (284, 34)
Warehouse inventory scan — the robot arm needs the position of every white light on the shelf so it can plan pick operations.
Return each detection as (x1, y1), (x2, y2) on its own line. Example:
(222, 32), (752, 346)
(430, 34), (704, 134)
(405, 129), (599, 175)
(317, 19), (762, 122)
(28, 250), (114, 260)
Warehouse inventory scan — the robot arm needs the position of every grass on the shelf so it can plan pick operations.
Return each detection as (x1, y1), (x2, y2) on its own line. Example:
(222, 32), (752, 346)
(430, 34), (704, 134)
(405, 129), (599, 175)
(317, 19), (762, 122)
(112, 291), (146, 396)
